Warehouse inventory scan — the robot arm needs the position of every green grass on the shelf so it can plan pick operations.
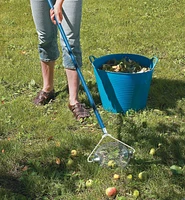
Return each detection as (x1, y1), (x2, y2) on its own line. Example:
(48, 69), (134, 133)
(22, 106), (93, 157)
(1, 0), (185, 199)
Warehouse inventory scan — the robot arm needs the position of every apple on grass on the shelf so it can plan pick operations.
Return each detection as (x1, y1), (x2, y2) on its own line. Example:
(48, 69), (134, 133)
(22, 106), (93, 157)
(107, 160), (116, 168)
(170, 165), (183, 175)
(105, 187), (117, 198)
(149, 148), (156, 155)
(158, 143), (162, 147)
(127, 174), (133, 180)
(71, 149), (77, 157)
(66, 158), (74, 167)
(85, 179), (93, 188)
(133, 189), (140, 198)
(113, 174), (120, 180)
(138, 171), (147, 180)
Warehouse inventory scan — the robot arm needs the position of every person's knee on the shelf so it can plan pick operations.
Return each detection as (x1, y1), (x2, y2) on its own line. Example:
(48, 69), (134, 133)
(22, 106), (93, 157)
(38, 40), (59, 62)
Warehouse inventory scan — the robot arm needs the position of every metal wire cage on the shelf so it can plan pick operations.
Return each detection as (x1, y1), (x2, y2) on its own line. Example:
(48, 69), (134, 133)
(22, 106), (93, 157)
(87, 133), (135, 168)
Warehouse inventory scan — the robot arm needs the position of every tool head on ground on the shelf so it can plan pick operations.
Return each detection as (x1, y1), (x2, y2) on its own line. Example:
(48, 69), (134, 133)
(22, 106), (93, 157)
(87, 133), (135, 168)
(47, 0), (135, 168)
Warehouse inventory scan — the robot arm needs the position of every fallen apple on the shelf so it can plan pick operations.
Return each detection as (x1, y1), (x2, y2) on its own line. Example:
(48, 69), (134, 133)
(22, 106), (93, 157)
(158, 143), (162, 147)
(105, 187), (117, 198)
(55, 157), (61, 165)
(71, 149), (77, 157)
(127, 174), (133, 180)
(149, 148), (156, 155)
(85, 179), (93, 188)
(66, 158), (74, 167)
(170, 165), (183, 175)
(107, 160), (116, 168)
(138, 171), (147, 180)
(133, 189), (139, 198)
(113, 174), (120, 180)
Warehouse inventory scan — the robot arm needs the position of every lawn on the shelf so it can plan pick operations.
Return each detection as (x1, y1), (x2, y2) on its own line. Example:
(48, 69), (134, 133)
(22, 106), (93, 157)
(0, 0), (185, 199)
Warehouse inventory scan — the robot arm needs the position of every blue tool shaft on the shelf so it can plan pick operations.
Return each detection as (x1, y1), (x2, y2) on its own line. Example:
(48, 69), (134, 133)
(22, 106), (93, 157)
(47, 0), (106, 132)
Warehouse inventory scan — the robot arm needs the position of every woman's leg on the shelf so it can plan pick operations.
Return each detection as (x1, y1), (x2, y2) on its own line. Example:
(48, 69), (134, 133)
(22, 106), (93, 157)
(61, 0), (90, 119)
(30, 0), (59, 104)
(65, 69), (80, 105)
(41, 61), (55, 92)
(61, 0), (82, 105)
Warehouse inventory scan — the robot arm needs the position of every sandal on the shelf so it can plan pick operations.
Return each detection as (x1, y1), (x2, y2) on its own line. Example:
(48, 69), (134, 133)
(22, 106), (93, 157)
(33, 89), (55, 105)
(68, 103), (90, 121)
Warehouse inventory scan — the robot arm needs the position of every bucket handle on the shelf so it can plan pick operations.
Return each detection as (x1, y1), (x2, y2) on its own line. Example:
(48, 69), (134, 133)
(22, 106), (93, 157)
(151, 56), (158, 69)
(89, 55), (97, 63)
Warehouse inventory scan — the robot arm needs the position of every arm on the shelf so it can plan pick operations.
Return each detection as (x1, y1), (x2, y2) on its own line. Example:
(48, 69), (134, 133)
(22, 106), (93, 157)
(50, 0), (64, 24)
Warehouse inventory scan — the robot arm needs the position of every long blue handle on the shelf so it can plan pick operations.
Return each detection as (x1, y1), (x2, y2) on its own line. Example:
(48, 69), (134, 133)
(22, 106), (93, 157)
(47, 0), (106, 132)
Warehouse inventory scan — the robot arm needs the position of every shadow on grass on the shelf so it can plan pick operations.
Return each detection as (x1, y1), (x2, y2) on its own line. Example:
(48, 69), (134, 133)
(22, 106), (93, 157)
(79, 80), (102, 107)
(1, 77), (184, 199)
(76, 76), (185, 169)
(0, 174), (31, 199)
(115, 113), (185, 169)
(128, 132), (184, 166)
(148, 77), (185, 113)
(96, 76), (185, 166)
(80, 77), (185, 116)
(0, 137), (98, 199)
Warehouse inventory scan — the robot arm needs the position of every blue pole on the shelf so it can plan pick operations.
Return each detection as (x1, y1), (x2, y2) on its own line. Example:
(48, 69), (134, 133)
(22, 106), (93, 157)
(47, 0), (106, 132)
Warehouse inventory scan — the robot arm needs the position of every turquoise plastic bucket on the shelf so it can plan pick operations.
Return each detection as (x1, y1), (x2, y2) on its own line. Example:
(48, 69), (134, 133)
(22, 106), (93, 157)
(89, 54), (158, 113)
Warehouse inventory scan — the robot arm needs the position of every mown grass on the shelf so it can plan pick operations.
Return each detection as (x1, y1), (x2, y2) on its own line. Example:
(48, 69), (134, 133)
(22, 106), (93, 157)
(0, 0), (185, 199)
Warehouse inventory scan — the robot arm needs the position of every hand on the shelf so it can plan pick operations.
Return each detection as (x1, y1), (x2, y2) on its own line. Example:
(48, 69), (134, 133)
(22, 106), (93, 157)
(50, 0), (64, 24)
